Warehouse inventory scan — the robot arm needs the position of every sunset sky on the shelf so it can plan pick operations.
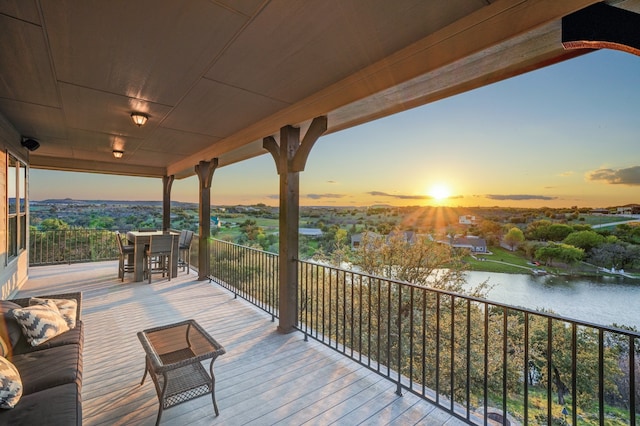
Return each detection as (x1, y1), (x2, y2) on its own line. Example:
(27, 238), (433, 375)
(30, 49), (640, 209)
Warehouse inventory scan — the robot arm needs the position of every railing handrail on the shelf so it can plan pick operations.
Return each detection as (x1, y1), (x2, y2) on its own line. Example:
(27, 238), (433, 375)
(297, 258), (640, 339)
(209, 237), (639, 426)
(29, 228), (120, 266)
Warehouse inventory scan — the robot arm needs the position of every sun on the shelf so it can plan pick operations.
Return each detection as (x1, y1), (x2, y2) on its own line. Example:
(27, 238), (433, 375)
(428, 183), (451, 203)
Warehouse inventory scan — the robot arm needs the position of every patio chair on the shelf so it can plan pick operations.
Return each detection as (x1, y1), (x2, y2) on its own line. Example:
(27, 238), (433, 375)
(144, 234), (175, 284)
(115, 231), (135, 281)
(178, 230), (194, 273)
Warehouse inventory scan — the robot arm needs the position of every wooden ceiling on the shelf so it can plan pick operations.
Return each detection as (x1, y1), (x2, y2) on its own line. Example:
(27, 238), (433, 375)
(0, 0), (630, 179)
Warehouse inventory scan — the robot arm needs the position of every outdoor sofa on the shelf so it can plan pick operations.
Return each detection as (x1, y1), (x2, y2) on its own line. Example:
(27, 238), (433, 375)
(0, 292), (83, 425)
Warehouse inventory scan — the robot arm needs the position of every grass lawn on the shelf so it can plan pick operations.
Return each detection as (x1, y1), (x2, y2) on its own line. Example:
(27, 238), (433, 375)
(465, 246), (537, 274)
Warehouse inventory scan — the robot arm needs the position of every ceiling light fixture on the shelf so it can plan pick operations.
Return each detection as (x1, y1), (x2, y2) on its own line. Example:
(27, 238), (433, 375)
(130, 112), (148, 127)
(113, 150), (124, 159)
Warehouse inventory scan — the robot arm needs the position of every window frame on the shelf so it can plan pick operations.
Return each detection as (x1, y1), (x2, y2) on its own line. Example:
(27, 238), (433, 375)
(6, 152), (27, 263)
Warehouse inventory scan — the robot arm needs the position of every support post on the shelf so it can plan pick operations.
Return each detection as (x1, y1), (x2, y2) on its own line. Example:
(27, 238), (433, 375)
(264, 116), (327, 333)
(195, 159), (218, 281)
(162, 175), (174, 232)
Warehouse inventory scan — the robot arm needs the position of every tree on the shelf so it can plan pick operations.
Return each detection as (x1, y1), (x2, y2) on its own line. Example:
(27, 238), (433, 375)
(476, 219), (503, 245)
(613, 223), (640, 244)
(353, 229), (489, 296)
(525, 220), (553, 240)
(562, 230), (605, 252)
(547, 223), (574, 241)
(503, 227), (524, 251)
(588, 242), (640, 270)
(39, 218), (69, 231)
(239, 219), (260, 241)
(520, 240), (543, 261)
(535, 243), (583, 266)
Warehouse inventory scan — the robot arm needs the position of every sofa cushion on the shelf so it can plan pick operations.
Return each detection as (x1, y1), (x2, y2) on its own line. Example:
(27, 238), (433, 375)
(0, 356), (22, 409)
(11, 344), (82, 395)
(0, 301), (23, 349)
(11, 320), (83, 357)
(29, 298), (77, 329)
(0, 383), (80, 426)
(10, 301), (69, 347)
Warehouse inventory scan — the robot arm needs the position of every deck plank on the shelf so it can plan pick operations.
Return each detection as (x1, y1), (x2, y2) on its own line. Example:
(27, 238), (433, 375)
(17, 261), (466, 425)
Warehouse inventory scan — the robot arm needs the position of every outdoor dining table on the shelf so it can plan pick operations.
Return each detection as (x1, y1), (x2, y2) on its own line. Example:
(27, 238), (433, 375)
(126, 230), (180, 282)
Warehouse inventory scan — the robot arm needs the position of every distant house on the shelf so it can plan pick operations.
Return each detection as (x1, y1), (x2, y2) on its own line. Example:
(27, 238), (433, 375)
(387, 230), (416, 244)
(591, 208), (610, 215)
(616, 206), (632, 215)
(459, 215), (477, 225)
(443, 235), (487, 253)
(274, 228), (323, 237)
(351, 231), (417, 249)
(351, 232), (382, 249)
(299, 228), (323, 237)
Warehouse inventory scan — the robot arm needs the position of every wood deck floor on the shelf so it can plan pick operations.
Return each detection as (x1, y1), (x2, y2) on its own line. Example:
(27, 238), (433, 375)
(18, 261), (467, 426)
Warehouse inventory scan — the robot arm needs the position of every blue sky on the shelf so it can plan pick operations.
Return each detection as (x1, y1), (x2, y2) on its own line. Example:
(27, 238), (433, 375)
(31, 49), (640, 208)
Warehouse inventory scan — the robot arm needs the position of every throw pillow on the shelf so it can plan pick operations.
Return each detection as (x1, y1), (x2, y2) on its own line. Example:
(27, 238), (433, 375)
(29, 297), (77, 329)
(0, 356), (22, 408)
(10, 301), (70, 347)
(0, 301), (23, 348)
(0, 335), (8, 358)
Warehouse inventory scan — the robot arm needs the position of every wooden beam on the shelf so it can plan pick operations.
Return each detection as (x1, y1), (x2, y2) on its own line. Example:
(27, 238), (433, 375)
(262, 136), (281, 175)
(195, 159), (218, 281)
(162, 175), (174, 232)
(562, 3), (640, 56)
(291, 116), (327, 172)
(30, 155), (167, 178)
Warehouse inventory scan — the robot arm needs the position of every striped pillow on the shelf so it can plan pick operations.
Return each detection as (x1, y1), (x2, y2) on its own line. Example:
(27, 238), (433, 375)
(29, 297), (77, 329)
(0, 356), (22, 408)
(10, 301), (70, 347)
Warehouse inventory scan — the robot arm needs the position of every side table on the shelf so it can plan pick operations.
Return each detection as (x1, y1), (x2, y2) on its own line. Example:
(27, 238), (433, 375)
(137, 319), (226, 425)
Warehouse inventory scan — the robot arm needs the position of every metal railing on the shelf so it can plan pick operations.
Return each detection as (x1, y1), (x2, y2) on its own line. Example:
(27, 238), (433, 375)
(29, 229), (118, 265)
(209, 239), (279, 318)
(208, 239), (639, 426)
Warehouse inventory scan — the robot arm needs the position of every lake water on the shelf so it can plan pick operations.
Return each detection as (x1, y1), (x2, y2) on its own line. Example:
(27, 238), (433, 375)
(463, 271), (640, 330)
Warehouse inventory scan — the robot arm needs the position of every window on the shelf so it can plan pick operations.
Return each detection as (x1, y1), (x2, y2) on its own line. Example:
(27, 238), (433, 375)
(7, 154), (27, 260)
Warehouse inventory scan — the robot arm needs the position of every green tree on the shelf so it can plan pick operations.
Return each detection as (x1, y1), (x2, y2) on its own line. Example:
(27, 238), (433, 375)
(562, 230), (605, 252)
(503, 227), (525, 251)
(525, 220), (553, 240)
(547, 223), (574, 241)
(476, 219), (503, 245)
(89, 216), (115, 229)
(535, 243), (583, 266)
(39, 218), (69, 231)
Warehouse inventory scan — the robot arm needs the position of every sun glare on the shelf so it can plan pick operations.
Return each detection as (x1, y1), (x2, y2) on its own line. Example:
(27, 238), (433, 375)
(428, 184), (451, 203)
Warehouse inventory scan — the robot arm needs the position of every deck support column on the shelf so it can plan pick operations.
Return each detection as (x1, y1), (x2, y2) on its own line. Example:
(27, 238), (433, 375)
(162, 175), (174, 232)
(264, 116), (327, 334)
(195, 159), (218, 281)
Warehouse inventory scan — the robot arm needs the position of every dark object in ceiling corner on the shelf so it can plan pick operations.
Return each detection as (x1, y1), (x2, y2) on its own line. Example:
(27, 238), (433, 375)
(21, 138), (40, 151)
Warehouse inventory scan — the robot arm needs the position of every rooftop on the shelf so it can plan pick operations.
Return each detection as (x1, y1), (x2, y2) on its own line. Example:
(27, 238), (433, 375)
(19, 261), (466, 425)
